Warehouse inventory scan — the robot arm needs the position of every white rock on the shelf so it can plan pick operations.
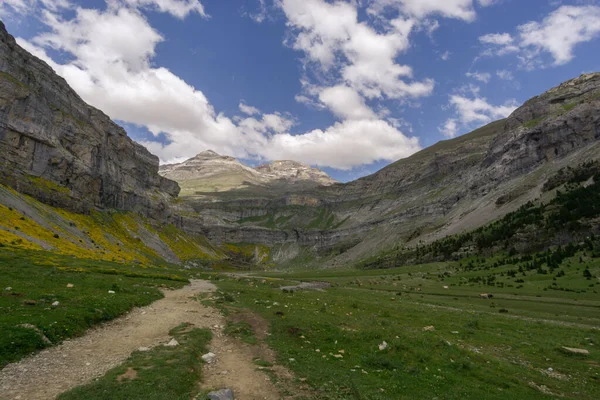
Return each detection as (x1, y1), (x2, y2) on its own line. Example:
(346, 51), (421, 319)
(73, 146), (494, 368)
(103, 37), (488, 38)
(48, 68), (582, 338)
(108, 290), (115, 294)
(51, 301), (60, 307)
(66, 283), (74, 288)
(202, 352), (216, 363)
(138, 347), (151, 352)
(165, 338), (179, 347)
(561, 347), (589, 355)
(5, 287), (12, 291)
(378, 341), (388, 351)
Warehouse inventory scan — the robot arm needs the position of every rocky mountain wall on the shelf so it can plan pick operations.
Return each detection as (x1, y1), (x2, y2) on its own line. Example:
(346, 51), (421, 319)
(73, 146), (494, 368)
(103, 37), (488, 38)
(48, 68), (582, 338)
(0, 21), (179, 219)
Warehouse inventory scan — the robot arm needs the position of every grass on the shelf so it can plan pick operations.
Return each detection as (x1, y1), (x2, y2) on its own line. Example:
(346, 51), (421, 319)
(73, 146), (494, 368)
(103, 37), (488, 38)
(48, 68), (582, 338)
(563, 102), (578, 112)
(223, 321), (258, 344)
(207, 260), (600, 399)
(0, 247), (189, 368)
(58, 323), (212, 400)
(523, 117), (544, 129)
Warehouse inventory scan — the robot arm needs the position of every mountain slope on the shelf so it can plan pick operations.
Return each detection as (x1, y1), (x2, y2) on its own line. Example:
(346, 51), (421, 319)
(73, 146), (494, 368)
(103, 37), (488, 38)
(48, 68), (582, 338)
(159, 150), (337, 197)
(1, 19), (600, 270)
(179, 73), (600, 267)
(0, 21), (179, 219)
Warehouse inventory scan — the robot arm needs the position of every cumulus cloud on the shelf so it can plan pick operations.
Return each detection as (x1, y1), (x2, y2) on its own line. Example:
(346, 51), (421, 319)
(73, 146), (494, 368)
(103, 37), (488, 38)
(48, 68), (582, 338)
(279, 0), (434, 101)
(318, 85), (377, 120)
(440, 93), (518, 138)
(239, 102), (260, 116)
(479, 5), (600, 68)
(15, 0), (421, 170)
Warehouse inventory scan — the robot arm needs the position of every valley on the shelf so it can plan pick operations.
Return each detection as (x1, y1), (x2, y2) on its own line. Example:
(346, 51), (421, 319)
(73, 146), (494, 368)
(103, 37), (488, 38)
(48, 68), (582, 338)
(0, 15), (599, 400)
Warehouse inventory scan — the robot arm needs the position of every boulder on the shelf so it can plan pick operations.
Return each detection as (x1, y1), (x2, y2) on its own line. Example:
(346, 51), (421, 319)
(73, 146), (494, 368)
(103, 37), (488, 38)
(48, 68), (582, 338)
(207, 388), (234, 400)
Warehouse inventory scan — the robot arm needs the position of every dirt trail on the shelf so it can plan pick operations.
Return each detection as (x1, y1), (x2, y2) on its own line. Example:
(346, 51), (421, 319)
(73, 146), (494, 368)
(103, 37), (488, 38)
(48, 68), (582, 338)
(0, 280), (282, 400)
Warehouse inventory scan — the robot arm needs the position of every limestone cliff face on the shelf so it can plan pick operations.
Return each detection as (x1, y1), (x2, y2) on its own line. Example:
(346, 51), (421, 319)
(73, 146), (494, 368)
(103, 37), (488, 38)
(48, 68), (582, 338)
(185, 73), (600, 264)
(0, 21), (179, 218)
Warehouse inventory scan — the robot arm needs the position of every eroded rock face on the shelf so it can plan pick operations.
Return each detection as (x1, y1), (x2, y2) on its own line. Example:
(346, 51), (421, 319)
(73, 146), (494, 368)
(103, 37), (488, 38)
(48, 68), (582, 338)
(0, 21), (179, 218)
(181, 73), (600, 261)
(254, 160), (337, 186)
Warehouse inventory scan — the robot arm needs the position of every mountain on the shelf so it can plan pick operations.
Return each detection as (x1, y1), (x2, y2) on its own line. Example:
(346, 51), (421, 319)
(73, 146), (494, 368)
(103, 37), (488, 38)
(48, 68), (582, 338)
(254, 160), (336, 186)
(0, 21), (179, 220)
(183, 73), (600, 267)
(158, 151), (336, 197)
(1, 19), (599, 270)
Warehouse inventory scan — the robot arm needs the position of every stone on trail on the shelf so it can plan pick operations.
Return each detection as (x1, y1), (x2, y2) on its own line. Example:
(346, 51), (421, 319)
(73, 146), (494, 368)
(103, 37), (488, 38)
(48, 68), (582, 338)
(138, 347), (151, 352)
(561, 346), (589, 355)
(165, 338), (179, 347)
(207, 388), (234, 400)
(202, 352), (216, 363)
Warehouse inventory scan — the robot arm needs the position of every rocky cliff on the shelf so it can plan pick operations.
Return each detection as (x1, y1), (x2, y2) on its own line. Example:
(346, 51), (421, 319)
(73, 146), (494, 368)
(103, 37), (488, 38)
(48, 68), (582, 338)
(0, 21), (179, 219)
(182, 73), (600, 266)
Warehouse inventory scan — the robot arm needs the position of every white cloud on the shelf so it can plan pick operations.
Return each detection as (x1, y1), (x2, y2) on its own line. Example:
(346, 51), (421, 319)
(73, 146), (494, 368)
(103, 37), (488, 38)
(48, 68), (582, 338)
(246, 0), (267, 23)
(0, 0), (33, 16)
(260, 119), (421, 170)
(466, 71), (491, 83)
(279, 0), (434, 101)
(449, 94), (517, 124)
(439, 118), (458, 138)
(480, 5), (600, 68)
(440, 93), (518, 138)
(117, 0), (206, 19)
(496, 69), (514, 80)
(1, 0), (204, 18)
(318, 85), (377, 120)
(369, 0), (477, 21)
(440, 50), (451, 61)
(239, 102), (260, 116)
(16, 0), (421, 170)
(518, 5), (600, 66)
(479, 32), (513, 46)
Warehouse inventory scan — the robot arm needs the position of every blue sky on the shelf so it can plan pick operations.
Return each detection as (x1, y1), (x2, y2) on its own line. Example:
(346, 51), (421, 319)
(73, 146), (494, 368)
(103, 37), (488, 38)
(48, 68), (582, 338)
(1, 0), (599, 182)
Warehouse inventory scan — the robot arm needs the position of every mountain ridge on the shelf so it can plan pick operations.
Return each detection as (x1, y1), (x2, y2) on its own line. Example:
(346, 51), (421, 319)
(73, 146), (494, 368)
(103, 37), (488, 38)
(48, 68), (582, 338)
(158, 150), (337, 196)
(1, 19), (600, 270)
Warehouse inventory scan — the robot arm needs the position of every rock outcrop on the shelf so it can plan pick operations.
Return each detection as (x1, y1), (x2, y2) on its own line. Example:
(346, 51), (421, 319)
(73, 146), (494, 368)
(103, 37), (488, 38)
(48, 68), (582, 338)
(255, 160), (337, 186)
(0, 21), (179, 218)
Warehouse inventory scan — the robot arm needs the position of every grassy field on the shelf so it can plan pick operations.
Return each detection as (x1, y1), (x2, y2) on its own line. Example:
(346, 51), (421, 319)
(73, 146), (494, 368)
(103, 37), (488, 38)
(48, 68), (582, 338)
(58, 323), (212, 400)
(2, 237), (599, 399)
(204, 255), (600, 399)
(0, 247), (189, 367)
